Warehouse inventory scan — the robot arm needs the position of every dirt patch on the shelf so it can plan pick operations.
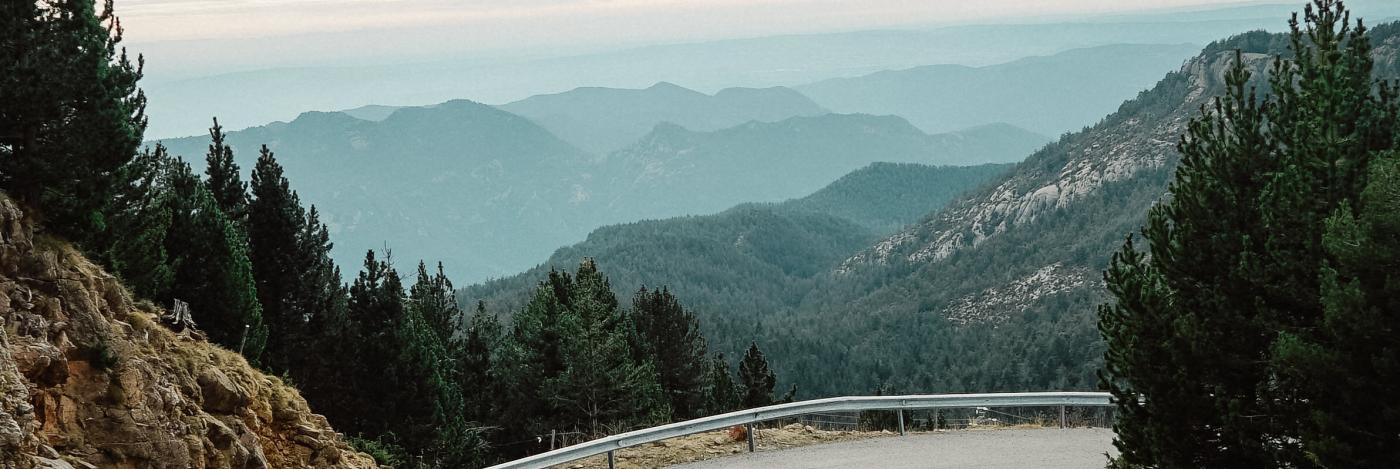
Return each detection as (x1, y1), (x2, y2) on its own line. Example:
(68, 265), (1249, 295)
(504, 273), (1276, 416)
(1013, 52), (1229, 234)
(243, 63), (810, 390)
(551, 423), (898, 469)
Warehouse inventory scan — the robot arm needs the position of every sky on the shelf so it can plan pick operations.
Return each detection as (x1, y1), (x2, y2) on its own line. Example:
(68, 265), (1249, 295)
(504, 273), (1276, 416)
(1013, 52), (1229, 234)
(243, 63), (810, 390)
(120, 0), (1249, 50)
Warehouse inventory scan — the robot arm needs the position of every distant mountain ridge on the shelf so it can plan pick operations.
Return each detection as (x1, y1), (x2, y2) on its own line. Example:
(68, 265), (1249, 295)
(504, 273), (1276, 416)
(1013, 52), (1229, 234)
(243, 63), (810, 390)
(795, 43), (1203, 136)
(598, 115), (1046, 221)
(155, 100), (599, 283)
(153, 101), (1038, 283)
(498, 82), (829, 154)
(465, 23), (1400, 398)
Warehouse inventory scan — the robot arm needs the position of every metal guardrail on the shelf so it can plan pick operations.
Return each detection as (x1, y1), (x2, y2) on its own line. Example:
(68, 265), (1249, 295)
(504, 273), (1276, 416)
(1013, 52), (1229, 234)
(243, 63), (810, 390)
(486, 391), (1113, 469)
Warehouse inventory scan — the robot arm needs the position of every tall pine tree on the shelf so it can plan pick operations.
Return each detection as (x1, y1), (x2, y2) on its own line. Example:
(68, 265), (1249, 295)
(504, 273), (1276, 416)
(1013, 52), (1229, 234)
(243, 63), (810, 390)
(739, 343), (777, 409)
(1099, 2), (1400, 467)
(247, 145), (307, 373)
(203, 117), (247, 224)
(630, 286), (709, 419)
(0, 0), (146, 253)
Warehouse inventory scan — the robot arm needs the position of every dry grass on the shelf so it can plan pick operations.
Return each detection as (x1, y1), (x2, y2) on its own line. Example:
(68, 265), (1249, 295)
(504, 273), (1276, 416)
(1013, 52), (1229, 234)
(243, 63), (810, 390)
(550, 424), (895, 469)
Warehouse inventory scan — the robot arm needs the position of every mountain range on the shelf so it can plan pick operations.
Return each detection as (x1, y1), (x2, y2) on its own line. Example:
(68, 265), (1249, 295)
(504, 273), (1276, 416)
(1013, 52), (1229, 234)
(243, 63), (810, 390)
(154, 99), (1041, 283)
(461, 22), (1400, 397)
(795, 43), (1203, 136)
(497, 83), (829, 154)
(138, 0), (1384, 139)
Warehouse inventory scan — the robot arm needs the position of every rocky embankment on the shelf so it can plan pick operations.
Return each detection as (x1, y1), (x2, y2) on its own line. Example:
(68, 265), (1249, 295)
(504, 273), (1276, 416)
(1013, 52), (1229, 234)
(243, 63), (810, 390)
(0, 194), (377, 469)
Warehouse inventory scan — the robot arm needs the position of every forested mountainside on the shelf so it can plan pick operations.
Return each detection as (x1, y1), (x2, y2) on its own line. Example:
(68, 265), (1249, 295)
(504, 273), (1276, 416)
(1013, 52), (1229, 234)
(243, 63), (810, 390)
(0, 194), (379, 469)
(156, 108), (1038, 283)
(467, 25), (1400, 399)
(462, 163), (1010, 354)
(497, 83), (828, 154)
(768, 25), (1400, 397)
(599, 117), (1044, 221)
(766, 162), (1013, 233)
(795, 43), (1202, 135)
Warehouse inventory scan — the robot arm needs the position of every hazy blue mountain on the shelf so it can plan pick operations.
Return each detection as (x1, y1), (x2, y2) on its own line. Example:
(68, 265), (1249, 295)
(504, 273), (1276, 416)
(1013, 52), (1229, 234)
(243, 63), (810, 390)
(152, 102), (1039, 283)
(598, 116), (1046, 221)
(136, 1), (1376, 139)
(339, 104), (405, 122)
(462, 162), (1010, 318)
(155, 100), (600, 283)
(464, 24), (1400, 398)
(795, 43), (1203, 136)
(498, 83), (828, 154)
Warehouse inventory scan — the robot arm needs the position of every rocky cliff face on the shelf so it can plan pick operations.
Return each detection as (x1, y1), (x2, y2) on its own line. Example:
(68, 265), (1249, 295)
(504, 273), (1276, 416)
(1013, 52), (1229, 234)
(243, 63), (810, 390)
(0, 195), (377, 469)
(828, 26), (1400, 331)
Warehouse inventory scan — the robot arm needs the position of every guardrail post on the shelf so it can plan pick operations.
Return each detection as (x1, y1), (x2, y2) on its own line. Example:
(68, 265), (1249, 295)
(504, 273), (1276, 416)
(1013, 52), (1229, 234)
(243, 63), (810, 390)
(607, 450), (615, 469)
(897, 409), (905, 436)
(746, 423), (755, 452)
(1059, 405), (1066, 429)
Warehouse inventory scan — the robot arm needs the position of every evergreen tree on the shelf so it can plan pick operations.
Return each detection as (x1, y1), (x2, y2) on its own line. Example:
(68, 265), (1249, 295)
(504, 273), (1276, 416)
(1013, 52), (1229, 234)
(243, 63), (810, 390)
(343, 249), (407, 435)
(459, 301), (501, 424)
(247, 145), (307, 373)
(1273, 154), (1400, 467)
(398, 272), (487, 468)
(203, 117), (247, 224)
(739, 343), (777, 409)
(702, 353), (741, 415)
(630, 286), (709, 419)
(1099, 2), (1400, 467)
(0, 0), (146, 253)
(409, 261), (460, 345)
(106, 144), (174, 301)
(288, 204), (345, 374)
(542, 260), (669, 435)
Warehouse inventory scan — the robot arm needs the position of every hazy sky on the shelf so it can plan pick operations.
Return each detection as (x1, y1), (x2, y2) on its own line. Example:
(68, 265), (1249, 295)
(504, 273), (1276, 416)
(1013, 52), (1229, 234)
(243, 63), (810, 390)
(121, 0), (1246, 48)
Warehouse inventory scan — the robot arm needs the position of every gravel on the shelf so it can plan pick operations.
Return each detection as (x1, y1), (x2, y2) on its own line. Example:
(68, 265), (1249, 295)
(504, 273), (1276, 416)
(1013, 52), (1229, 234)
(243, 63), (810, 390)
(670, 428), (1116, 469)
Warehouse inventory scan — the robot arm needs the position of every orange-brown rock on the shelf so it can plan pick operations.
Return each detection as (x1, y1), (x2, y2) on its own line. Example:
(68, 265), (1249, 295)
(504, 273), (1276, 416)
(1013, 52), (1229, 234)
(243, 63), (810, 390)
(0, 194), (379, 469)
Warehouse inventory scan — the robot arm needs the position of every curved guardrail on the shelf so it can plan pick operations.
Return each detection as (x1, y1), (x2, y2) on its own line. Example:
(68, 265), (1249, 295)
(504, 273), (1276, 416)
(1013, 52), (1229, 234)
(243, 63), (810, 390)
(486, 391), (1113, 469)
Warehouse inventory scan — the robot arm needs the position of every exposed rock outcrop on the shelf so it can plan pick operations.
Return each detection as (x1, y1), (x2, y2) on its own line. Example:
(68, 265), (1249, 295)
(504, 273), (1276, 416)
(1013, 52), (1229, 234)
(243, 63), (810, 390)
(0, 194), (377, 469)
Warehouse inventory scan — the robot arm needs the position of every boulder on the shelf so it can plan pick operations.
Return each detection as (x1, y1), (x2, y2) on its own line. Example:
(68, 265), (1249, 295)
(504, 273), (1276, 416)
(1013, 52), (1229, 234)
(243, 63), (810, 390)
(198, 368), (250, 414)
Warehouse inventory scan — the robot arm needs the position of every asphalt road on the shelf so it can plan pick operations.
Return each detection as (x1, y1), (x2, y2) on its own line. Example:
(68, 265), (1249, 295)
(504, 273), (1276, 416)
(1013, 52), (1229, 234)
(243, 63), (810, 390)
(672, 428), (1116, 469)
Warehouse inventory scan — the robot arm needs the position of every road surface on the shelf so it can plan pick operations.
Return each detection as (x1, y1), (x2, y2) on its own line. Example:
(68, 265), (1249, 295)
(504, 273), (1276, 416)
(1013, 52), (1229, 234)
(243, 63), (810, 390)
(671, 428), (1116, 469)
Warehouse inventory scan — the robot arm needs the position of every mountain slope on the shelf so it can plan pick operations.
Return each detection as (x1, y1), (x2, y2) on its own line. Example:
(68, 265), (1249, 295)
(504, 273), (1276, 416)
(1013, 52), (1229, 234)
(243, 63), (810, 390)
(498, 82), (828, 154)
(756, 26), (1400, 397)
(0, 194), (378, 468)
(462, 162), (1010, 341)
(795, 43), (1203, 136)
(156, 100), (598, 283)
(772, 162), (1012, 233)
(598, 116), (1045, 221)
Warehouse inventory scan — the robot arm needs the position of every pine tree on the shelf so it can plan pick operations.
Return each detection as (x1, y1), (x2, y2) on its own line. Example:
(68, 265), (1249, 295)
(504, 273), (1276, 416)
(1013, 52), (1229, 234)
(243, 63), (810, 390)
(287, 204), (345, 375)
(399, 272), (487, 467)
(247, 145), (308, 373)
(1273, 154), (1400, 467)
(409, 261), (460, 345)
(702, 353), (741, 415)
(0, 0), (146, 252)
(458, 301), (501, 424)
(1099, 2), (1400, 467)
(148, 156), (266, 361)
(630, 286), (709, 419)
(542, 260), (669, 435)
(106, 144), (174, 301)
(739, 343), (777, 409)
(343, 249), (408, 435)
(203, 117), (247, 224)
